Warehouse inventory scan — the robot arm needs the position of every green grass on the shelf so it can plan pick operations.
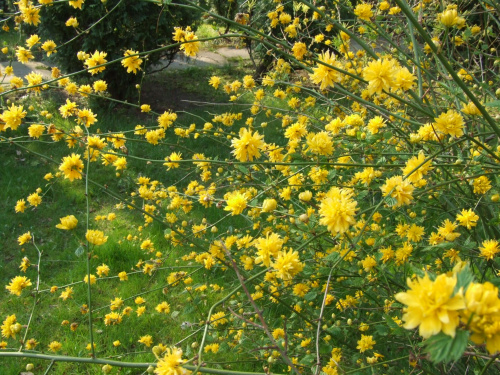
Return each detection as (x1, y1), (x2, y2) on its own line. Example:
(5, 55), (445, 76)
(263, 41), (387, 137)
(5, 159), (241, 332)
(0, 64), (292, 374)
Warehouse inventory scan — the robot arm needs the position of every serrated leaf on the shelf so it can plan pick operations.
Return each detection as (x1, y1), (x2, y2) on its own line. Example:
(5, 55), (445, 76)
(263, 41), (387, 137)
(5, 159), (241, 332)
(375, 324), (389, 336)
(75, 246), (85, 257)
(384, 314), (401, 330)
(236, 165), (249, 175)
(304, 291), (318, 301)
(325, 251), (340, 262)
(423, 330), (469, 363)
(171, 311), (180, 318)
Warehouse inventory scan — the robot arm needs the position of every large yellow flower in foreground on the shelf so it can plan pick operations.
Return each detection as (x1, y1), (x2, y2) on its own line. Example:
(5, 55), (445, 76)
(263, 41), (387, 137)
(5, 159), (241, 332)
(461, 282), (500, 354)
(59, 153), (84, 181)
(319, 187), (358, 235)
(231, 128), (264, 162)
(310, 51), (342, 90)
(362, 58), (396, 95)
(395, 273), (465, 338)
(155, 347), (189, 375)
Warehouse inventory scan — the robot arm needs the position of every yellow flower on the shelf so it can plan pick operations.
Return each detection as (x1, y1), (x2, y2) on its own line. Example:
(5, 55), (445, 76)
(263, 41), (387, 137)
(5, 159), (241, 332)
(231, 128), (264, 162)
(15, 200), (26, 213)
(16, 47), (34, 63)
(473, 176), (492, 195)
(65, 17), (79, 28)
(254, 232), (284, 267)
(261, 198), (277, 213)
(93, 80), (108, 92)
(479, 239), (499, 261)
(56, 215), (78, 230)
(59, 153), (84, 182)
(356, 334), (376, 352)
(104, 312), (123, 326)
(155, 347), (189, 375)
(118, 271), (128, 281)
(380, 176), (414, 207)
(306, 131), (333, 156)
(164, 152), (182, 170)
(41, 41), (57, 57)
(138, 335), (153, 347)
(96, 263), (110, 277)
(28, 124), (45, 138)
(395, 273), (465, 338)
(433, 110), (465, 138)
(26, 34), (41, 48)
(272, 249), (304, 281)
(362, 58), (396, 95)
(210, 311), (228, 327)
(319, 187), (358, 235)
(1, 315), (21, 339)
(310, 51), (342, 90)
(156, 301), (171, 314)
(59, 287), (73, 301)
(2, 104), (27, 130)
(439, 9), (459, 27)
(209, 76), (221, 89)
(121, 50), (143, 74)
(85, 230), (108, 246)
(84, 51), (107, 75)
(224, 191), (248, 216)
(292, 42), (307, 60)
(18, 231), (32, 245)
(5, 276), (32, 296)
(84, 275), (97, 285)
(27, 192), (42, 207)
(48, 341), (62, 352)
(461, 282), (500, 354)
(354, 3), (373, 21)
(456, 209), (479, 229)
(401, 151), (433, 183)
(77, 108), (98, 127)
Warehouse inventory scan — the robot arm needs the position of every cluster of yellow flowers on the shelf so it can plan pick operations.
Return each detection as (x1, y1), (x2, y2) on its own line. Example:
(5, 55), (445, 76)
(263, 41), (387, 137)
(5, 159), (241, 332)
(397, 268), (500, 354)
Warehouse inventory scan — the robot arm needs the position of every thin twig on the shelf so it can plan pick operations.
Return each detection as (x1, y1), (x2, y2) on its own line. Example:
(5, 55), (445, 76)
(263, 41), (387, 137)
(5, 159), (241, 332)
(220, 243), (301, 375)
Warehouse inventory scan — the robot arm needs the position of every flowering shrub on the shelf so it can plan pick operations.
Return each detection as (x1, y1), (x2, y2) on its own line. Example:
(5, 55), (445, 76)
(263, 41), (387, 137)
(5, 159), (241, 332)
(1, 0), (500, 374)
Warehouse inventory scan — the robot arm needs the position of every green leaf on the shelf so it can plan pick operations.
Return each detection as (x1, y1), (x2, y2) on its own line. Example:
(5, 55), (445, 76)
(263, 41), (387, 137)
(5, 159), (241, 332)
(454, 264), (474, 295)
(236, 165), (249, 175)
(485, 100), (500, 108)
(304, 291), (318, 301)
(423, 330), (469, 363)
(75, 246), (85, 257)
(324, 251), (340, 263)
(375, 324), (389, 336)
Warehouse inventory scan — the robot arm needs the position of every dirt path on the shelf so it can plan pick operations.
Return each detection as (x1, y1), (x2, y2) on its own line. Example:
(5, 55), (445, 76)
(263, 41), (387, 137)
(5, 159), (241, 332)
(0, 47), (250, 88)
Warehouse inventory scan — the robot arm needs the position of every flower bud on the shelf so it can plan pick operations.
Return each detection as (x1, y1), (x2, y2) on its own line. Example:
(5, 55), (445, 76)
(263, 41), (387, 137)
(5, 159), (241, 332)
(262, 198), (277, 213)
